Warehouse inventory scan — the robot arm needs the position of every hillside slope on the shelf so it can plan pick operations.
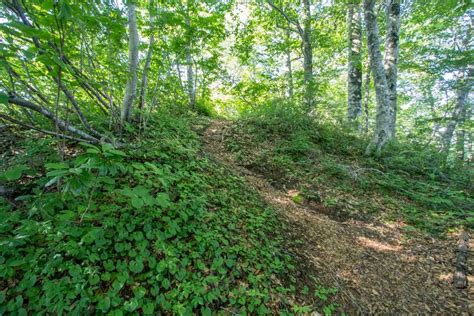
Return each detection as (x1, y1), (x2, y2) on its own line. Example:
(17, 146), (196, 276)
(201, 119), (472, 314)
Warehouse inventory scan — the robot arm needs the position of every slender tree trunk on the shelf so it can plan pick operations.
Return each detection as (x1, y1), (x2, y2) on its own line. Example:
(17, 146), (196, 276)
(363, 61), (371, 133)
(456, 128), (466, 161)
(176, 60), (184, 90)
(138, 0), (156, 120)
(442, 14), (473, 155)
(468, 130), (473, 164)
(185, 10), (196, 109)
(426, 83), (440, 142)
(264, 0), (313, 106)
(121, 3), (139, 125)
(364, 0), (393, 155)
(286, 27), (294, 99)
(441, 70), (472, 153)
(383, 0), (401, 137)
(347, 3), (363, 122)
(302, 0), (314, 108)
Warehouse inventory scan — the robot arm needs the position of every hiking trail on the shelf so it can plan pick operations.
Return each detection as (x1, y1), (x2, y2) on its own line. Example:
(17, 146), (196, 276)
(200, 119), (472, 314)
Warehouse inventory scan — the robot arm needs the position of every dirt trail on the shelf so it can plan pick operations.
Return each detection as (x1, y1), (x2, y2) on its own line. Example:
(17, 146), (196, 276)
(201, 120), (472, 314)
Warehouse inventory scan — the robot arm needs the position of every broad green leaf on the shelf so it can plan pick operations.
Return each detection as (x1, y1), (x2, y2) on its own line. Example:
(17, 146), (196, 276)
(143, 303), (154, 315)
(131, 196), (143, 208)
(58, 1), (72, 21)
(124, 298), (138, 312)
(155, 192), (171, 208)
(97, 297), (110, 312)
(89, 274), (100, 285)
(162, 278), (170, 289)
(129, 259), (144, 273)
(45, 162), (69, 170)
(2, 165), (28, 181)
(0, 92), (8, 105)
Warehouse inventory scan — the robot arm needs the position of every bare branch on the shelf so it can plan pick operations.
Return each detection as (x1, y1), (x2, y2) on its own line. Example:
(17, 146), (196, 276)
(0, 113), (93, 143)
(7, 95), (101, 143)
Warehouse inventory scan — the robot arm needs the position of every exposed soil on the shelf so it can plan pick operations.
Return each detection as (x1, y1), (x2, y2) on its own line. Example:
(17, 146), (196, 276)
(201, 119), (473, 314)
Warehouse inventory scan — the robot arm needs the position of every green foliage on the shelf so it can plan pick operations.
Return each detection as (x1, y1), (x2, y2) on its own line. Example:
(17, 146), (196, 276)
(225, 102), (473, 234)
(0, 164), (29, 181)
(0, 112), (325, 314)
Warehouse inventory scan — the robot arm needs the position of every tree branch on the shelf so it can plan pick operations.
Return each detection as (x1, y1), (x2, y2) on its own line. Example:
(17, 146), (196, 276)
(0, 113), (93, 143)
(7, 95), (101, 143)
(265, 0), (304, 37)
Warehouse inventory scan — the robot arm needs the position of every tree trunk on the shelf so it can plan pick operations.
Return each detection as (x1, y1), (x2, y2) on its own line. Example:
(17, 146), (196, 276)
(138, 0), (156, 120)
(456, 129), (466, 161)
(442, 15), (473, 155)
(364, 0), (393, 155)
(363, 61), (371, 133)
(347, 3), (363, 122)
(441, 70), (472, 153)
(286, 27), (294, 99)
(121, 3), (139, 125)
(138, 34), (154, 116)
(383, 0), (401, 137)
(427, 82), (440, 142)
(185, 11), (196, 109)
(302, 0), (314, 108)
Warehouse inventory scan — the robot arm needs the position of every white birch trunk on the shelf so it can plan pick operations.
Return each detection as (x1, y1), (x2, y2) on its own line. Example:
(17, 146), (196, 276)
(302, 0), (314, 108)
(364, 0), (393, 155)
(286, 27), (294, 99)
(138, 0), (156, 116)
(363, 61), (371, 133)
(441, 70), (472, 153)
(347, 3), (363, 122)
(185, 12), (195, 109)
(442, 14), (473, 154)
(383, 0), (401, 137)
(121, 3), (139, 125)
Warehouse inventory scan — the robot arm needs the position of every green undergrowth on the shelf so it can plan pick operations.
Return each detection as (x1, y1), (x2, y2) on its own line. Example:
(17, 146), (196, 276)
(225, 101), (473, 235)
(0, 111), (335, 314)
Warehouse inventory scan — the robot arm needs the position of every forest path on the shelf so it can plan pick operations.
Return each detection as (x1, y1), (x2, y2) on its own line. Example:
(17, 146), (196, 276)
(200, 119), (472, 314)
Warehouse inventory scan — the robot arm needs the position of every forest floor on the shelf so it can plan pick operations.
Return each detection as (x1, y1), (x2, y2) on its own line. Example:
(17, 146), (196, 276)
(201, 119), (473, 314)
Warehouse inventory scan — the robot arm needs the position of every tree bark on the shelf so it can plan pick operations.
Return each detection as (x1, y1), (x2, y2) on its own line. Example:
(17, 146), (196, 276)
(138, 0), (156, 119)
(364, 0), (393, 155)
(383, 0), (401, 137)
(286, 27), (294, 99)
(441, 69), (472, 153)
(185, 9), (196, 109)
(139, 41), (155, 113)
(441, 15), (473, 155)
(4, 0), (112, 113)
(363, 61), (371, 133)
(265, 0), (313, 107)
(7, 96), (100, 143)
(121, 3), (139, 125)
(302, 0), (314, 108)
(347, 3), (363, 122)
